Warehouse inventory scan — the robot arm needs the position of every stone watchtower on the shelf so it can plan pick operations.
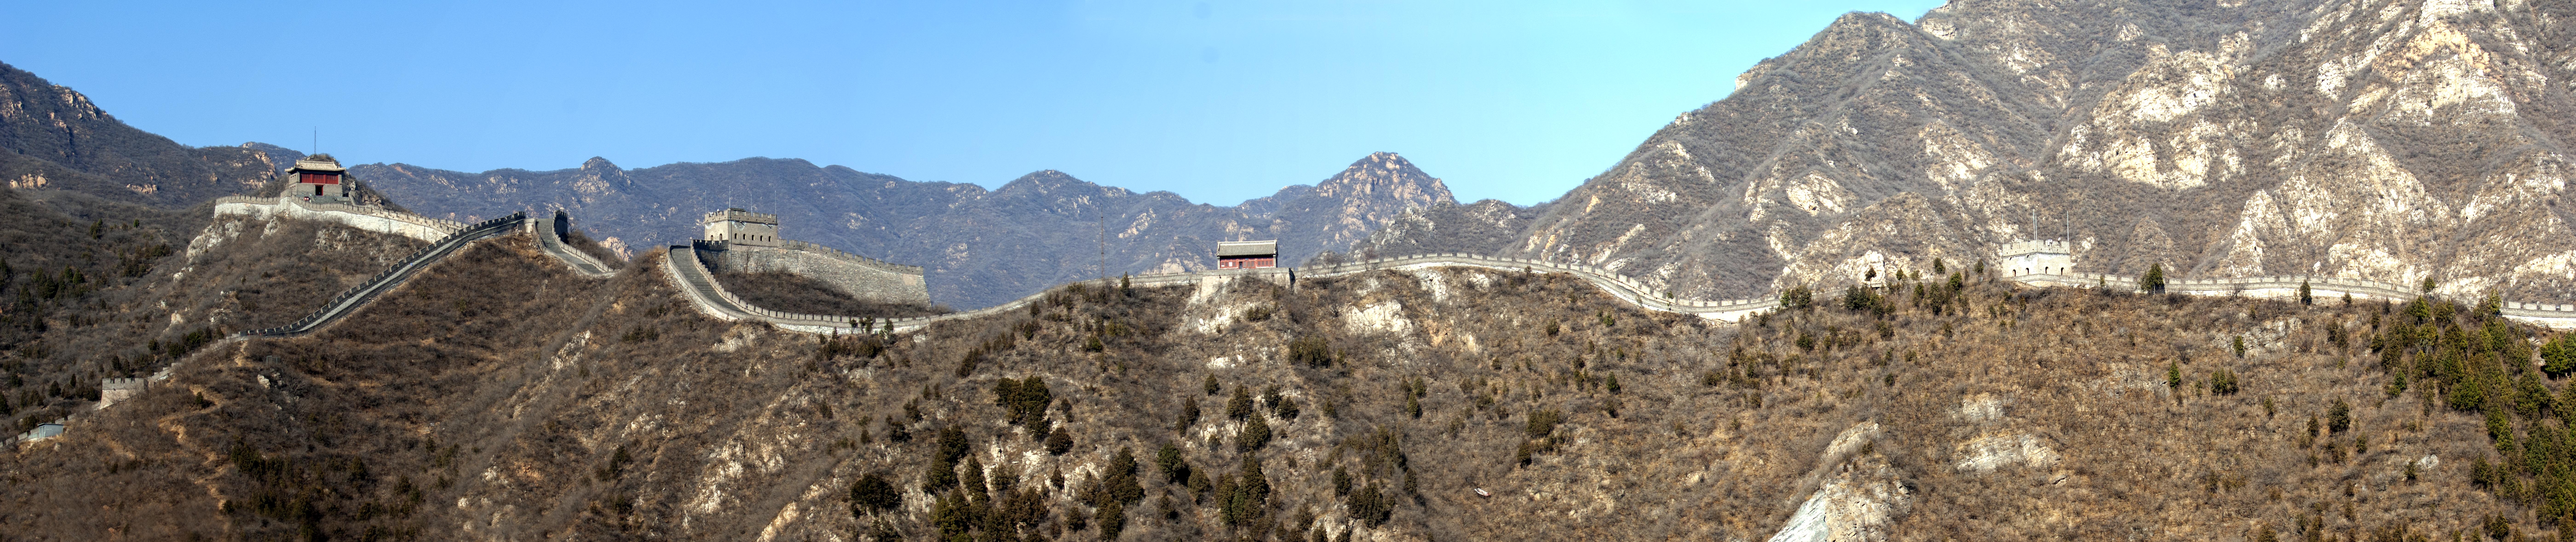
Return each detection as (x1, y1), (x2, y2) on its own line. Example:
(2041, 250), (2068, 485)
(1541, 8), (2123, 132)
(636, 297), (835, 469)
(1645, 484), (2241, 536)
(1998, 240), (2074, 277)
(689, 208), (933, 306)
(286, 155), (352, 204)
(702, 208), (781, 247)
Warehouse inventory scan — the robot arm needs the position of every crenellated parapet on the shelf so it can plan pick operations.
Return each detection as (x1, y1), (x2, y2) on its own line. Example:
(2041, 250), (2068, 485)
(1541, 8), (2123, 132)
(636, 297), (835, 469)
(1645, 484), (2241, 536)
(213, 195), (469, 242)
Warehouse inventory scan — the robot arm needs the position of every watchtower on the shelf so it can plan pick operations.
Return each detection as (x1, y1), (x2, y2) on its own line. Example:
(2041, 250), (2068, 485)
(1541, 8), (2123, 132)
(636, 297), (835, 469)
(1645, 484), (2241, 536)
(287, 155), (351, 204)
(1216, 240), (1279, 269)
(702, 208), (780, 247)
(1998, 240), (2074, 277)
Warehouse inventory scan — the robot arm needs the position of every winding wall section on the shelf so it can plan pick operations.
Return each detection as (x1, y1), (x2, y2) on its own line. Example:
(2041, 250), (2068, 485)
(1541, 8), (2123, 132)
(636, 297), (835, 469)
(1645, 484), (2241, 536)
(661, 250), (2576, 334)
(233, 212), (528, 338)
(536, 210), (615, 278)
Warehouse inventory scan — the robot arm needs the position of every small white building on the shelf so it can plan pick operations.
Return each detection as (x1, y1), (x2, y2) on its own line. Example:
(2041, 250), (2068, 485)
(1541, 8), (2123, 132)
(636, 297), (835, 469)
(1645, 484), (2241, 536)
(1998, 240), (2074, 277)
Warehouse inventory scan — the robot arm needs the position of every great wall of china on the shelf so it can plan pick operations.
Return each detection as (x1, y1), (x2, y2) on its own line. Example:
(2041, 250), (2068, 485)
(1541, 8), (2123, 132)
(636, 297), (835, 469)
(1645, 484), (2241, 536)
(188, 199), (2576, 338)
(14, 203), (2576, 447)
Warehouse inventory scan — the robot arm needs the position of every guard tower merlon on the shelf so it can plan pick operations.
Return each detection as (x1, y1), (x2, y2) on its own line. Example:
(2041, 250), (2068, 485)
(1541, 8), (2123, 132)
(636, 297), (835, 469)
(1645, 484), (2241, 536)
(287, 156), (352, 204)
(1216, 240), (1279, 269)
(703, 208), (781, 247)
(1997, 239), (2074, 277)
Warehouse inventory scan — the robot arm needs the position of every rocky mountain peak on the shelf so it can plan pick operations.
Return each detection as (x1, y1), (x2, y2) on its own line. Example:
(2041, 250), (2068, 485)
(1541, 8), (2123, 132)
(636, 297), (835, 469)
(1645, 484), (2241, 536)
(1310, 151), (1451, 205)
(580, 157), (620, 172)
(1358, 0), (2576, 303)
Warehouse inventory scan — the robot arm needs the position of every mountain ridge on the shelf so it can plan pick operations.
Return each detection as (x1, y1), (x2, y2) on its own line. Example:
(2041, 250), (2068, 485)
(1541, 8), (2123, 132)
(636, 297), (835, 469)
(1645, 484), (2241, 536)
(353, 151), (1454, 307)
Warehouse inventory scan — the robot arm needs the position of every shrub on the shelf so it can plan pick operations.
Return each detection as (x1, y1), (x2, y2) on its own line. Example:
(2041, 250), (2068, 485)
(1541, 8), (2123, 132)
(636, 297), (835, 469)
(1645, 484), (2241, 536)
(1779, 285), (1814, 310)
(1045, 429), (1073, 455)
(1346, 484), (1392, 527)
(1176, 397), (1201, 430)
(2210, 368), (2238, 395)
(1289, 336), (1334, 367)
(2514, 372), (2551, 418)
(2326, 399), (2351, 434)
(2449, 375), (2487, 411)
(1227, 387), (1255, 420)
(922, 460), (959, 494)
(1221, 456), (1272, 527)
(994, 375), (1053, 427)
(1155, 444), (1189, 484)
(849, 472), (901, 516)
(2140, 264), (2166, 294)
(1237, 415), (1272, 452)
(1842, 285), (1881, 313)
(1098, 499), (1126, 539)
(1526, 409), (1564, 439)
(1104, 447), (1143, 506)
(2544, 335), (2576, 377)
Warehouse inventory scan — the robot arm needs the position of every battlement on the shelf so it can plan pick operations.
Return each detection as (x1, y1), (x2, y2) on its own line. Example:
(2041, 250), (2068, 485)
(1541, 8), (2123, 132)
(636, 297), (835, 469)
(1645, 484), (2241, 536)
(702, 208), (778, 225)
(1997, 239), (2070, 258)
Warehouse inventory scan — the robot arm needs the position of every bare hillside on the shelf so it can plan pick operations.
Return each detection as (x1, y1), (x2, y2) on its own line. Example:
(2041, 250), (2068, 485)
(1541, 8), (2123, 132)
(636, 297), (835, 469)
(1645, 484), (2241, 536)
(0, 231), (2565, 541)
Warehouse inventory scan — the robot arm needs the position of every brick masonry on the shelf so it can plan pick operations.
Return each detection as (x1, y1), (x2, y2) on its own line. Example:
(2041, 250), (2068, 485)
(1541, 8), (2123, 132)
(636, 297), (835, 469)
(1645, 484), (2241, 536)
(695, 241), (932, 306)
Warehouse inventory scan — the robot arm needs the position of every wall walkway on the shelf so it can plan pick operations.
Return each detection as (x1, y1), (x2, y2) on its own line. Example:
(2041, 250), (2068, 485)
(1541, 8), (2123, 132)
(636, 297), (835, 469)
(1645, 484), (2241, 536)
(535, 211), (615, 278)
(233, 212), (528, 338)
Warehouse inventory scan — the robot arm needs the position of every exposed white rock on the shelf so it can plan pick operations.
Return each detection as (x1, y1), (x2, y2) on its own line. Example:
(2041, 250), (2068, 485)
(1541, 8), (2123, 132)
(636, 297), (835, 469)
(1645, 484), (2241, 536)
(1954, 433), (2061, 474)
(1768, 422), (1907, 542)
(1343, 300), (1412, 335)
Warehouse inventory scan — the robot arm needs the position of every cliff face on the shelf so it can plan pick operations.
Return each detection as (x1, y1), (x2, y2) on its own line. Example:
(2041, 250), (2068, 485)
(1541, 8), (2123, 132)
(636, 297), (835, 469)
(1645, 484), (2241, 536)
(1360, 0), (2576, 302)
(354, 152), (1453, 308)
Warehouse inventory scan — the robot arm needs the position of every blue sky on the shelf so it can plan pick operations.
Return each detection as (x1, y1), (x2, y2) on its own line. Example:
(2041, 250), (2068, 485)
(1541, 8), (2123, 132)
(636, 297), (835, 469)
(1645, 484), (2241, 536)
(2, 0), (1944, 206)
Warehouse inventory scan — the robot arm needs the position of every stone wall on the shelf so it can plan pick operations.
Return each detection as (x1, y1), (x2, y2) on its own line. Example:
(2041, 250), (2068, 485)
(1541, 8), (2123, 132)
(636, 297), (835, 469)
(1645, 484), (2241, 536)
(213, 196), (466, 242)
(694, 240), (932, 306)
